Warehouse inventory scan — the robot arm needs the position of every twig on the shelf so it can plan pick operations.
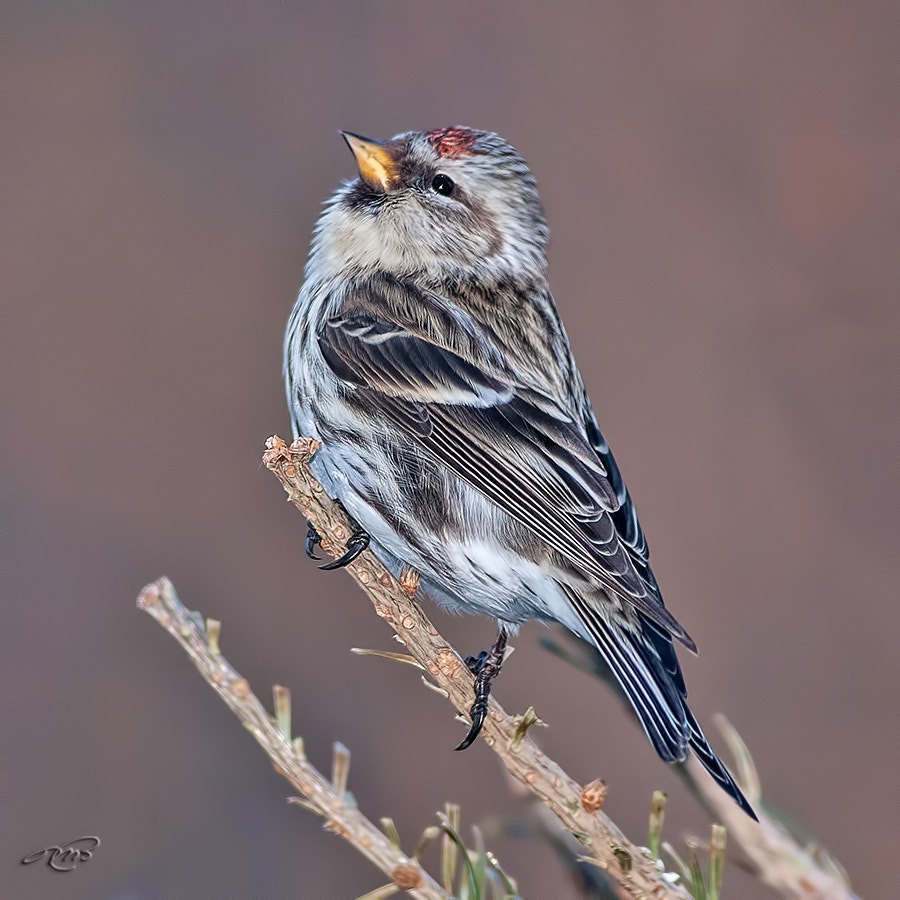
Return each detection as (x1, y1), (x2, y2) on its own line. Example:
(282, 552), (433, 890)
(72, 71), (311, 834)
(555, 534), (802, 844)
(683, 718), (858, 900)
(541, 625), (859, 899)
(136, 577), (448, 900)
(262, 435), (689, 898)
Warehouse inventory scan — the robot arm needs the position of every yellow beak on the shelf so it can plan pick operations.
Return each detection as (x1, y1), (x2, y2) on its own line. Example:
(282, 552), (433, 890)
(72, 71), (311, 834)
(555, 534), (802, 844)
(340, 131), (398, 191)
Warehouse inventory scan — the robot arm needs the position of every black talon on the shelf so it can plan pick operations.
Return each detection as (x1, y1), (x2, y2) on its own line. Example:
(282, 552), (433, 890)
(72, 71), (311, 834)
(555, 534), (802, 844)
(305, 521), (323, 560)
(318, 527), (370, 570)
(454, 629), (508, 751)
(455, 698), (488, 752)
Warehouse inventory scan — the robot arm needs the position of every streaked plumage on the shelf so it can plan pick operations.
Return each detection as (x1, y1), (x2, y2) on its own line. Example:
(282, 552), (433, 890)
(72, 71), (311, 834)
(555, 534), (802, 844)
(285, 127), (755, 818)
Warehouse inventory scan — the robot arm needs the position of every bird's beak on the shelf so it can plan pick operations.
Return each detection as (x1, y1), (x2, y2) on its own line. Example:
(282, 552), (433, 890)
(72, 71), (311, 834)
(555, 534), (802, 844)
(340, 131), (398, 192)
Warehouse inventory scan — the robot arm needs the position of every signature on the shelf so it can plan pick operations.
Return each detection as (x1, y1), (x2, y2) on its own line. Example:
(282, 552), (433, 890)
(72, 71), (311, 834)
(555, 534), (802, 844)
(21, 836), (100, 872)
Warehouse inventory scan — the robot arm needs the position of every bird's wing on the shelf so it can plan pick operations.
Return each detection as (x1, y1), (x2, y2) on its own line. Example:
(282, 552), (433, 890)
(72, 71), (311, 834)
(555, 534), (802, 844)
(318, 277), (694, 650)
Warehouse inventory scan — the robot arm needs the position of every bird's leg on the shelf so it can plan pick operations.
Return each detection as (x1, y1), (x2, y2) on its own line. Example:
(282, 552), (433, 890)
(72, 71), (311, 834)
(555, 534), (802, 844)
(317, 509), (370, 571)
(305, 521), (323, 560)
(454, 628), (508, 751)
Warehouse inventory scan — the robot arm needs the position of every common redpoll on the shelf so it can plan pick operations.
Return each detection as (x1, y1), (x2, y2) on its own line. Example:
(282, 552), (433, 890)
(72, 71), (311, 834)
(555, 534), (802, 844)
(284, 126), (756, 818)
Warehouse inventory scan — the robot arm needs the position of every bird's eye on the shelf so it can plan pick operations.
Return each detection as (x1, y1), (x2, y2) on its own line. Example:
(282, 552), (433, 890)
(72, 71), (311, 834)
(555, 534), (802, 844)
(431, 174), (455, 196)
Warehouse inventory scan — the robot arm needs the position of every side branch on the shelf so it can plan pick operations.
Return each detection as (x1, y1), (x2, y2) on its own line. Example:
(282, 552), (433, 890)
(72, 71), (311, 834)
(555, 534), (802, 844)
(684, 724), (857, 900)
(262, 435), (687, 898)
(137, 577), (448, 899)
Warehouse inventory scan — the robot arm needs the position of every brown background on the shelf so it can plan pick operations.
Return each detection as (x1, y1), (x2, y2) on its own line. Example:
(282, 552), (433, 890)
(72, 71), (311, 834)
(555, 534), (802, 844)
(6, 3), (896, 898)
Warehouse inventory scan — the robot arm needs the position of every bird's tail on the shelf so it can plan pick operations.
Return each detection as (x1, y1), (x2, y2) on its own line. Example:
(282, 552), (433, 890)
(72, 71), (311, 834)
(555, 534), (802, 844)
(684, 705), (757, 820)
(564, 588), (757, 819)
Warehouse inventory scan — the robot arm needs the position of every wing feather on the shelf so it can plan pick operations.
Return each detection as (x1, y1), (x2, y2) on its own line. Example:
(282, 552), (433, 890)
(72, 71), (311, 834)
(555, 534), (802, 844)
(318, 278), (695, 650)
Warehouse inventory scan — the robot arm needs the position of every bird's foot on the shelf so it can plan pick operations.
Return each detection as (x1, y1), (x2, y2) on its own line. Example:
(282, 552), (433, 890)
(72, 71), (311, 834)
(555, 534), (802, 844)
(305, 521), (323, 560)
(454, 629), (508, 751)
(464, 650), (490, 675)
(305, 515), (371, 570)
(318, 523), (370, 570)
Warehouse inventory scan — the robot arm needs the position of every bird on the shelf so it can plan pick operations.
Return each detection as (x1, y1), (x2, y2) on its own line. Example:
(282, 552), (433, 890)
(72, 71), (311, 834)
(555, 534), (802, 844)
(284, 126), (756, 819)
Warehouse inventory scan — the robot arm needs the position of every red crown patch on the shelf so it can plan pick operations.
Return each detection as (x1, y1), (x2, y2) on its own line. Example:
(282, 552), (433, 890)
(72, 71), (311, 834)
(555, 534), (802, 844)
(425, 127), (481, 159)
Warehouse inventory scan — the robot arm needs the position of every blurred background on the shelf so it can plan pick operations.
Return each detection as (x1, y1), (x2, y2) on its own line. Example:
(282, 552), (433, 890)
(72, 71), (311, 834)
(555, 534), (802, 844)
(6, 3), (896, 898)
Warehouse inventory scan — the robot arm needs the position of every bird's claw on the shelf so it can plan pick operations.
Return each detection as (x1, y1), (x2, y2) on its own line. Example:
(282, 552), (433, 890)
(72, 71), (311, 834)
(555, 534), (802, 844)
(454, 695), (489, 751)
(318, 528), (370, 570)
(305, 521), (323, 560)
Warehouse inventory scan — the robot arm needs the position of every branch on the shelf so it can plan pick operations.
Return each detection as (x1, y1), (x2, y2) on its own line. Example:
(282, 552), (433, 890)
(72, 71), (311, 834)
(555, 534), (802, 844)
(137, 577), (448, 900)
(683, 717), (858, 900)
(541, 584), (860, 899)
(262, 435), (688, 898)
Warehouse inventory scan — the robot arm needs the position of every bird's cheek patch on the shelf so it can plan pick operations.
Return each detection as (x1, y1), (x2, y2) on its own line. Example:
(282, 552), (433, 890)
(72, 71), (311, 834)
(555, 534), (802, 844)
(465, 205), (504, 257)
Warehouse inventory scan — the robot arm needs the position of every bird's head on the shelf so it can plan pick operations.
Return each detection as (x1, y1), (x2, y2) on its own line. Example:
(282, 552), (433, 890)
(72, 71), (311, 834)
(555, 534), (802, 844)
(309, 127), (549, 284)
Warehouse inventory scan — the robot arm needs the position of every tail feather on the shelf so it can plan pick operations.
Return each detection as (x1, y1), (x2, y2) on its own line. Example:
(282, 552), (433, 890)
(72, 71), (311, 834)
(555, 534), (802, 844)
(564, 586), (757, 819)
(567, 590), (688, 761)
(686, 708), (758, 820)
